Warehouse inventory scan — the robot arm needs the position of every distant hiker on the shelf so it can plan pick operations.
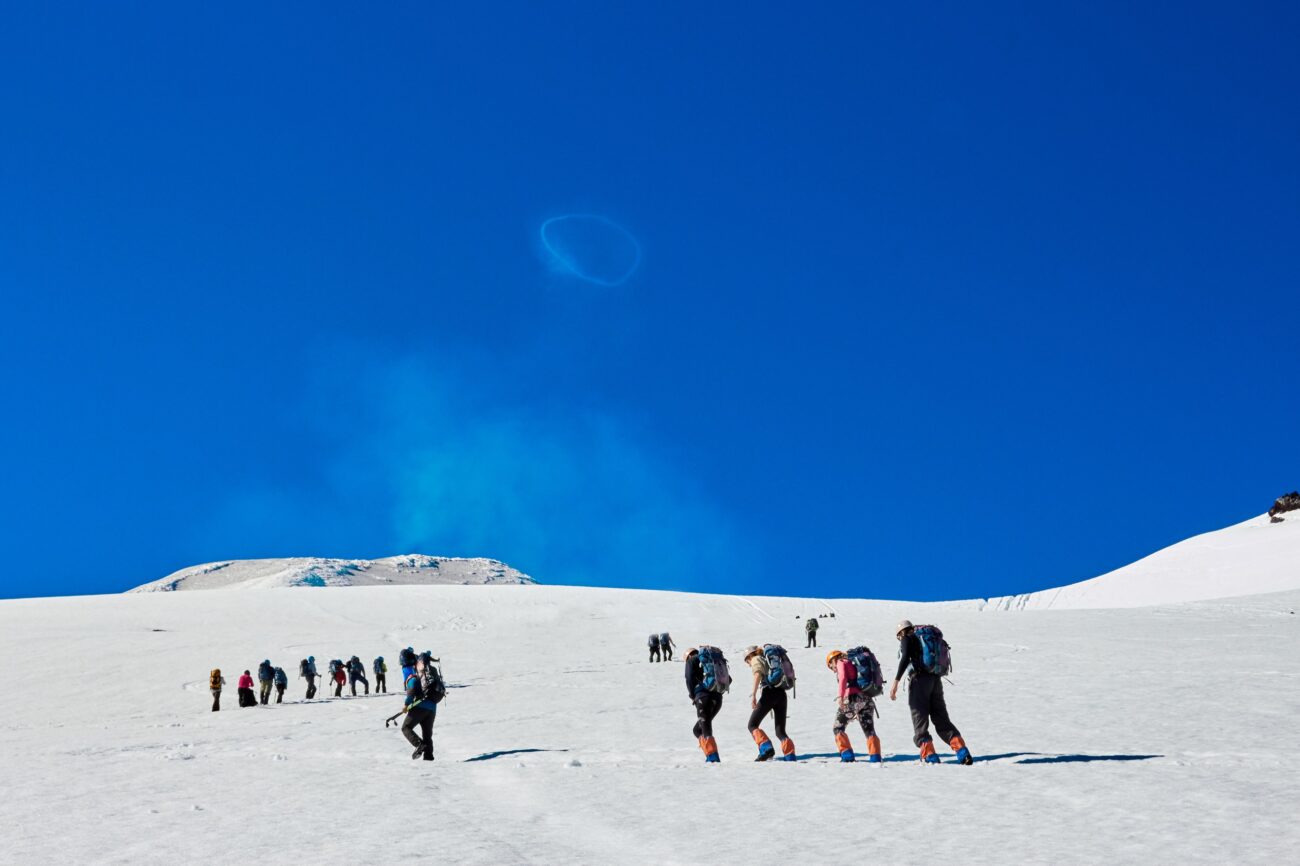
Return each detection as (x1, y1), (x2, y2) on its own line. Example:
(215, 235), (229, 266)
(329, 659), (345, 697)
(401, 652), (444, 761)
(373, 656), (388, 693)
(257, 660), (274, 706)
(301, 656), (318, 699)
(237, 670), (256, 708)
(805, 617), (819, 648)
(660, 632), (675, 661)
(743, 644), (797, 762)
(209, 669), (225, 712)
(685, 647), (729, 762)
(273, 667), (288, 703)
(648, 633), (661, 663)
(347, 656), (370, 696)
(1270, 491), (1300, 522)
(826, 648), (882, 762)
(399, 647), (417, 680)
(890, 620), (972, 764)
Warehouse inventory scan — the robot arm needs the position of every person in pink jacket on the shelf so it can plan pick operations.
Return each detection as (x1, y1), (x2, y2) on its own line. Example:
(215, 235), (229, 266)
(827, 650), (881, 763)
(237, 670), (257, 708)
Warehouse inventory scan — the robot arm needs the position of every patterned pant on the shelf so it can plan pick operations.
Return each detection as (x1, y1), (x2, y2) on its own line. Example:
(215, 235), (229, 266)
(833, 693), (877, 737)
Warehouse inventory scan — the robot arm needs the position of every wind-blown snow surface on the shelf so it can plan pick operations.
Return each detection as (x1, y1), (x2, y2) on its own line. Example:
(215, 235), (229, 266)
(129, 554), (533, 592)
(985, 512), (1300, 610)
(2, 584), (1298, 865)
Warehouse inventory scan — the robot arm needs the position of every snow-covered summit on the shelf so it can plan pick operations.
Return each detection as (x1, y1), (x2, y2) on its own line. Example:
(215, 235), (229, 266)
(128, 555), (535, 592)
(985, 511), (1300, 610)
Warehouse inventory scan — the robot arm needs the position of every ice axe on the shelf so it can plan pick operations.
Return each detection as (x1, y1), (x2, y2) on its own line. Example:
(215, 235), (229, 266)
(384, 706), (410, 728)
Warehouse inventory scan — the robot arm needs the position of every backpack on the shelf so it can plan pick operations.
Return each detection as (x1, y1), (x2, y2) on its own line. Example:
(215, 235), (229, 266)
(805, 618), (818, 633)
(912, 625), (952, 676)
(258, 661), (273, 681)
(648, 634), (660, 647)
(399, 647), (417, 668)
(209, 669), (222, 689)
(762, 644), (796, 690)
(273, 667), (287, 687)
(844, 646), (884, 697)
(374, 657), (385, 674)
(698, 646), (731, 694)
(298, 659), (309, 677)
(419, 664), (447, 704)
(659, 632), (670, 646)
(329, 659), (342, 675)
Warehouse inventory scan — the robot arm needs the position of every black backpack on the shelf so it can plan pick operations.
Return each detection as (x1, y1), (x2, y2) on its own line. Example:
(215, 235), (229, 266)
(399, 647), (417, 668)
(298, 659), (309, 677)
(420, 665), (447, 704)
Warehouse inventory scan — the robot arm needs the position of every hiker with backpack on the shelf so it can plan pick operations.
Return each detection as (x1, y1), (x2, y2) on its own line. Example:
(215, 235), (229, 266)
(273, 666), (288, 703)
(648, 633), (661, 663)
(209, 669), (225, 712)
(347, 656), (370, 696)
(826, 648), (883, 762)
(805, 616), (819, 648)
(237, 670), (257, 707)
(660, 632), (675, 661)
(401, 651), (444, 761)
(257, 660), (274, 706)
(300, 657), (318, 699)
(329, 659), (346, 697)
(399, 647), (417, 680)
(374, 656), (387, 693)
(684, 647), (729, 762)
(743, 644), (797, 762)
(890, 620), (973, 765)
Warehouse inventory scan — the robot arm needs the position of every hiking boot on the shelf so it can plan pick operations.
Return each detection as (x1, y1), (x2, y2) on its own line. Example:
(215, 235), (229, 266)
(422, 748), (434, 762)
(412, 746), (426, 760)
(754, 751), (774, 762)
(956, 749), (973, 765)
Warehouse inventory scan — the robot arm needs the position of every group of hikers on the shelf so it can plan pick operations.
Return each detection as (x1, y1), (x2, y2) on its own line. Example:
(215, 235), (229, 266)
(208, 648), (446, 760)
(647, 632), (676, 662)
(683, 619), (973, 765)
(208, 654), (390, 711)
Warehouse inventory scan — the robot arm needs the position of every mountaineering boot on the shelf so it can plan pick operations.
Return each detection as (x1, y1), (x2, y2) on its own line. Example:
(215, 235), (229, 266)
(422, 747), (434, 762)
(699, 736), (720, 763)
(919, 741), (939, 764)
(949, 736), (973, 765)
(780, 738), (796, 762)
(752, 729), (775, 761)
(412, 746), (426, 760)
(835, 732), (856, 763)
(866, 734), (882, 763)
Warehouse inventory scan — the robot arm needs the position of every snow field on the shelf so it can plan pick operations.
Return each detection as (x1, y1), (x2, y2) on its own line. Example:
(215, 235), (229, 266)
(1, 583), (1298, 865)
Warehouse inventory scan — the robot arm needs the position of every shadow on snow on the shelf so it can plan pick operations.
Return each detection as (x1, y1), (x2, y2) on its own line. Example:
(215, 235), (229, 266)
(463, 748), (570, 763)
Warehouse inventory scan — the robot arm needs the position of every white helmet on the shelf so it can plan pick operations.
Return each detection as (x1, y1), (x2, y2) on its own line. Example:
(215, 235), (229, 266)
(896, 619), (914, 637)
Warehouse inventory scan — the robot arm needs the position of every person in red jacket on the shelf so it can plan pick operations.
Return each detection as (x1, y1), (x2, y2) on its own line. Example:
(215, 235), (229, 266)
(237, 670), (256, 708)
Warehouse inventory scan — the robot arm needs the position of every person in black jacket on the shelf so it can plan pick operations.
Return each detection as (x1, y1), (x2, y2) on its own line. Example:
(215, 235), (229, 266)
(401, 656), (438, 761)
(684, 648), (721, 763)
(347, 656), (370, 696)
(889, 620), (973, 764)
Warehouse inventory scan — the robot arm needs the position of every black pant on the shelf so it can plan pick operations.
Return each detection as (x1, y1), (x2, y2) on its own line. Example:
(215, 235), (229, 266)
(211, 689), (221, 712)
(649, 646), (660, 662)
(806, 632), (817, 647)
(376, 673), (386, 693)
(908, 673), (960, 747)
(692, 692), (722, 739)
(238, 687), (256, 707)
(350, 674), (369, 696)
(275, 685), (285, 704)
(748, 687), (788, 740)
(663, 645), (673, 661)
(402, 706), (436, 758)
(305, 675), (317, 699)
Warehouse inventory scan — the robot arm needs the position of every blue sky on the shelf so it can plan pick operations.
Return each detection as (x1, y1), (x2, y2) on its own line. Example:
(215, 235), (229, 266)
(1, 2), (1296, 600)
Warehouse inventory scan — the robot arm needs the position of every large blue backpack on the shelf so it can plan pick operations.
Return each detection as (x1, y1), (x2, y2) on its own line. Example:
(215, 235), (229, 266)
(698, 646), (731, 694)
(273, 667), (287, 687)
(913, 625), (952, 676)
(258, 660), (273, 682)
(762, 644), (795, 690)
(845, 646), (884, 697)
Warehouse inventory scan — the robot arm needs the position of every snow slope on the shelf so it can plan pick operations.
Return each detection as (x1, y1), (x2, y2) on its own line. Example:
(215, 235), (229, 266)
(984, 512), (1300, 610)
(129, 555), (534, 592)
(1, 583), (1298, 865)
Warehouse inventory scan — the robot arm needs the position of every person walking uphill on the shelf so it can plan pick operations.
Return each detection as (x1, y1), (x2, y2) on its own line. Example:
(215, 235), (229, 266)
(273, 667), (288, 703)
(805, 617), (819, 648)
(744, 645), (797, 762)
(301, 656), (318, 700)
(257, 660), (274, 706)
(826, 648), (882, 762)
(684, 647), (730, 763)
(660, 633), (675, 661)
(401, 652), (445, 761)
(648, 633), (661, 663)
(209, 669), (225, 712)
(890, 620), (973, 765)
(347, 656), (370, 696)
(373, 656), (387, 694)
